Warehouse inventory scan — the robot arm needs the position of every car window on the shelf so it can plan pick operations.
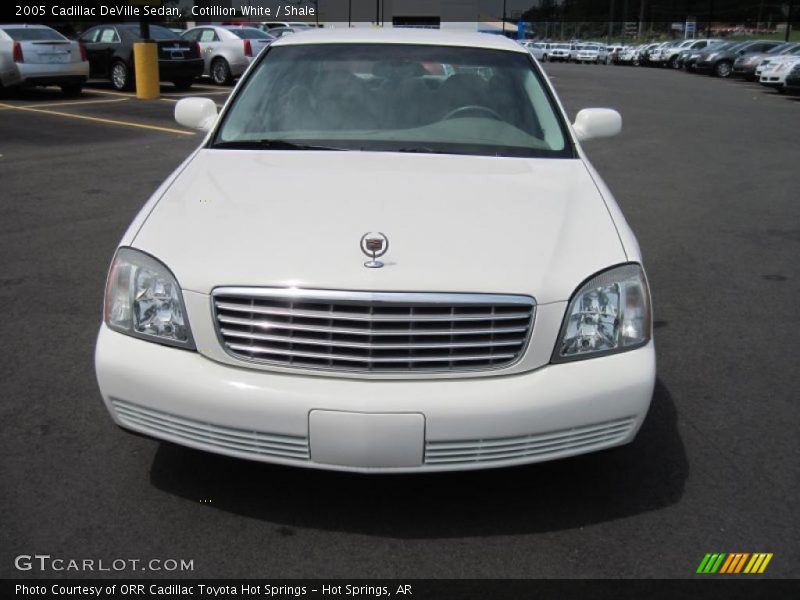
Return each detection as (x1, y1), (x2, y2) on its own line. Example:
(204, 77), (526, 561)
(200, 29), (219, 42)
(100, 28), (120, 44)
(2, 27), (66, 41)
(118, 24), (181, 41)
(228, 28), (274, 40)
(183, 29), (201, 42)
(214, 44), (571, 158)
(80, 27), (100, 43)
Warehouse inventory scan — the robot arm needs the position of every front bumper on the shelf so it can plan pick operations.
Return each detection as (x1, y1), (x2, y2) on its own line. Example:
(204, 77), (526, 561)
(95, 326), (656, 473)
(759, 74), (785, 87)
(732, 63), (757, 77)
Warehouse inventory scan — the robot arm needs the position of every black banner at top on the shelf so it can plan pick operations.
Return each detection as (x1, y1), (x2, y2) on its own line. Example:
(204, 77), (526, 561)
(4, 0), (798, 25)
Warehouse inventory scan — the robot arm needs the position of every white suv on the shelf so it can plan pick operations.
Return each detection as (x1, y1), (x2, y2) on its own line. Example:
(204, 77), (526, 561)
(575, 43), (606, 64)
(96, 29), (655, 473)
(549, 42), (573, 62)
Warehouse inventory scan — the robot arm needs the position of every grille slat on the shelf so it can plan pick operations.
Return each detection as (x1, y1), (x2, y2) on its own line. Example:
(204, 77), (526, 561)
(215, 301), (530, 322)
(217, 314), (529, 336)
(425, 417), (636, 465)
(220, 328), (525, 350)
(213, 289), (535, 373)
(226, 343), (518, 364)
(111, 399), (310, 460)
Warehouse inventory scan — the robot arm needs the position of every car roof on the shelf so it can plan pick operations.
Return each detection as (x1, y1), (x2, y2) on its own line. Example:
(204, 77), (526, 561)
(271, 28), (528, 53)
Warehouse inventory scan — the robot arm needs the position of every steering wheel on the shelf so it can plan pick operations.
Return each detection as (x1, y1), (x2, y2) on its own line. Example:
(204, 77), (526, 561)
(442, 105), (503, 121)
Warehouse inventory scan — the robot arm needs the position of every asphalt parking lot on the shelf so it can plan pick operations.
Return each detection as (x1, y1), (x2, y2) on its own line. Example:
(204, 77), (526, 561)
(1, 64), (798, 579)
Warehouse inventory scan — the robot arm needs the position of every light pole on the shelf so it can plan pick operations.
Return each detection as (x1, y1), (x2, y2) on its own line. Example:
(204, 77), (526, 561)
(502, 0), (507, 34)
(786, 0), (794, 42)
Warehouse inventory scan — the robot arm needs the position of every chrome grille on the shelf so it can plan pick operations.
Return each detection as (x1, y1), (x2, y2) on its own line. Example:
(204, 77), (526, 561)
(212, 288), (535, 373)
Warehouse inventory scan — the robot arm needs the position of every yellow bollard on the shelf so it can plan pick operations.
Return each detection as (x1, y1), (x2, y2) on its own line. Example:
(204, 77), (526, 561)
(133, 42), (160, 99)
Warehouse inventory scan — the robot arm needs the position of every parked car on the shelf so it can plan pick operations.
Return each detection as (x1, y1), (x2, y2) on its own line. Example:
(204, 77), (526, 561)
(266, 27), (298, 39)
(183, 25), (274, 85)
(674, 38), (722, 69)
(616, 44), (642, 66)
(659, 39), (698, 68)
(0, 23), (89, 95)
(783, 61), (800, 93)
(732, 42), (800, 80)
(521, 41), (551, 62)
(752, 44), (800, 80)
(574, 43), (607, 64)
(606, 45), (625, 64)
(548, 43), (573, 62)
(759, 56), (800, 92)
(260, 22), (314, 31)
(645, 41), (674, 66)
(79, 23), (203, 91)
(695, 39), (783, 77)
(97, 29), (654, 474)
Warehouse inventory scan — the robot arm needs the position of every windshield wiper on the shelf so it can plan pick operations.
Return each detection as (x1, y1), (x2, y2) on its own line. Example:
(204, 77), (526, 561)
(210, 139), (349, 151)
(394, 147), (460, 155)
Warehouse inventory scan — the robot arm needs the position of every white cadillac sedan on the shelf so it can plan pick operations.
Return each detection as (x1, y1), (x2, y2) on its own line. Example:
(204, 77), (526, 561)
(95, 29), (655, 473)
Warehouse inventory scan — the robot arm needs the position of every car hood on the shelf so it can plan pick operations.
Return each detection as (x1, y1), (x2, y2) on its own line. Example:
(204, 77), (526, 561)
(133, 150), (626, 304)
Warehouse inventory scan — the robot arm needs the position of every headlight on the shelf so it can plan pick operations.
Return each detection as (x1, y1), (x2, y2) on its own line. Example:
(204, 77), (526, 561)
(552, 264), (651, 362)
(104, 247), (195, 349)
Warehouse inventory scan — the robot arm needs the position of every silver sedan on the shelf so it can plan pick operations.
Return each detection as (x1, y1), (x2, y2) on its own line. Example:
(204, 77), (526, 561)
(182, 25), (274, 85)
(0, 24), (89, 95)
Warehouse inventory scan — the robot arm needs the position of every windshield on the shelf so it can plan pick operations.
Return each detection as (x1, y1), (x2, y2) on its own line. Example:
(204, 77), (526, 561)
(213, 44), (570, 158)
(767, 42), (791, 54)
(707, 41), (733, 52)
(3, 27), (65, 41)
(228, 28), (274, 40)
(725, 42), (750, 53)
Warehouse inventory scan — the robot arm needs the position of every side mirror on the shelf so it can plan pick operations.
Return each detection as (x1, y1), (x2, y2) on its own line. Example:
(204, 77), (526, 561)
(175, 97), (217, 132)
(572, 108), (622, 142)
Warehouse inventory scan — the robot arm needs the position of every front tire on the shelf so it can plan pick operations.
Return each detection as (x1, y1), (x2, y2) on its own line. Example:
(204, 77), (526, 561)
(210, 58), (232, 86)
(110, 60), (132, 91)
(715, 61), (733, 78)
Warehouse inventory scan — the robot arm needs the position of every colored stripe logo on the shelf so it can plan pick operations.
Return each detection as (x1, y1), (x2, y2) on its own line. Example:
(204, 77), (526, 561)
(697, 553), (773, 574)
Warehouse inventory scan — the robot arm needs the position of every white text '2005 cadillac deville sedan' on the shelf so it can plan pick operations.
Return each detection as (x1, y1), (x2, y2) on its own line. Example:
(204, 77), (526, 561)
(95, 29), (655, 473)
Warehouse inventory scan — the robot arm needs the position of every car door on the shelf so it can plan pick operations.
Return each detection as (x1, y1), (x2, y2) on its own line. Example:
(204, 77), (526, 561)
(84, 26), (120, 77)
(79, 26), (104, 76)
(196, 28), (221, 75)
